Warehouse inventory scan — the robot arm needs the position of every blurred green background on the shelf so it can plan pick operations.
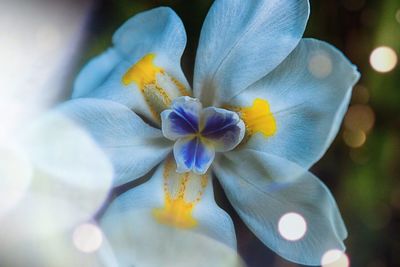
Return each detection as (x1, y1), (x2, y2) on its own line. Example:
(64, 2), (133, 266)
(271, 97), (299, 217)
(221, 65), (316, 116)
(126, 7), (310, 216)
(76, 0), (400, 266)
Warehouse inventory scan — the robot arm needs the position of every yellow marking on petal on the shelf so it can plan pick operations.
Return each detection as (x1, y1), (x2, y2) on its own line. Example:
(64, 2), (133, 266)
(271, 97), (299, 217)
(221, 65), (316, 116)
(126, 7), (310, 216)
(122, 53), (164, 88)
(122, 53), (190, 122)
(171, 76), (190, 96)
(152, 192), (197, 229)
(239, 98), (277, 137)
(152, 157), (208, 229)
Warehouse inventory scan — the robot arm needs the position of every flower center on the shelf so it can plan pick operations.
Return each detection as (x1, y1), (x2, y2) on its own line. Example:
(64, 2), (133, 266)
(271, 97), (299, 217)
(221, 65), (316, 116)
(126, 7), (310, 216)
(161, 96), (245, 175)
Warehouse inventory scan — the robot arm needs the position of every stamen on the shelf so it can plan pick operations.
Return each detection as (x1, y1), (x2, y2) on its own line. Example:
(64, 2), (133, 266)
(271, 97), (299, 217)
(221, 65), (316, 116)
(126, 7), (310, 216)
(152, 157), (208, 229)
(122, 53), (189, 121)
(142, 84), (172, 119)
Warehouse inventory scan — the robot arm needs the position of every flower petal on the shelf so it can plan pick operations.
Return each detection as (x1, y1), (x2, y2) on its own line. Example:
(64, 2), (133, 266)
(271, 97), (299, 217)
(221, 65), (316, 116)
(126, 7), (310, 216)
(173, 137), (215, 175)
(73, 48), (122, 98)
(73, 7), (190, 124)
(57, 98), (172, 186)
(194, 0), (309, 106)
(201, 107), (245, 152)
(161, 96), (202, 140)
(229, 39), (360, 169)
(100, 158), (239, 267)
(213, 149), (347, 265)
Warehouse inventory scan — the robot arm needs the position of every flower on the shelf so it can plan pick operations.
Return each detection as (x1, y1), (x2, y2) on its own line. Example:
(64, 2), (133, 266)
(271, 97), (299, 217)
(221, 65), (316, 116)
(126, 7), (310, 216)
(60, 0), (360, 265)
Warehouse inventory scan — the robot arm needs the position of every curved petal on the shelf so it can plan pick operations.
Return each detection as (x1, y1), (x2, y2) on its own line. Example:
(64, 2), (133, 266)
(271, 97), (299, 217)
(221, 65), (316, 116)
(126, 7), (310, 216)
(57, 98), (172, 186)
(194, 0), (310, 106)
(113, 7), (186, 65)
(228, 39), (360, 169)
(201, 107), (245, 152)
(73, 7), (190, 124)
(174, 137), (215, 175)
(213, 149), (347, 266)
(72, 48), (122, 98)
(161, 110), (194, 140)
(100, 158), (238, 267)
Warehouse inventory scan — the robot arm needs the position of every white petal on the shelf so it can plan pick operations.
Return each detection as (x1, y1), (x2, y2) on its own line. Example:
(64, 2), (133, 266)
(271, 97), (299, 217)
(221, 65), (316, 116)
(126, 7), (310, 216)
(101, 158), (237, 250)
(73, 7), (190, 124)
(73, 48), (121, 98)
(58, 98), (172, 186)
(229, 39), (360, 169)
(194, 0), (309, 106)
(214, 149), (347, 265)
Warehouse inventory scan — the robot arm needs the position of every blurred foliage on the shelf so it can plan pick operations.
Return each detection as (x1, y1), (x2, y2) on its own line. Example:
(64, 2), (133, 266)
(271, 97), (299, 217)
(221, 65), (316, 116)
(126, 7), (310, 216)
(79, 0), (400, 266)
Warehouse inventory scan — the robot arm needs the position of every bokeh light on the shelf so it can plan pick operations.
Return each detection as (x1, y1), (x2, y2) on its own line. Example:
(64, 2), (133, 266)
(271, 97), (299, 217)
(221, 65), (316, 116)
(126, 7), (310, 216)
(396, 9), (400, 24)
(369, 46), (398, 73)
(73, 223), (103, 253)
(308, 51), (333, 79)
(343, 129), (367, 148)
(321, 250), (350, 267)
(344, 105), (375, 133)
(278, 213), (307, 241)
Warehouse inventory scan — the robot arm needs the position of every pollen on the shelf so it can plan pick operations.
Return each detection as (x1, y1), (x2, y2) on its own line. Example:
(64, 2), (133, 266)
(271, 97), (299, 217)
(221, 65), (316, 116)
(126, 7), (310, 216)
(122, 53), (189, 122)
(152, 157), (207, 229)
(240, 98), (277, 137)
(152, 196), (197, 229)
(122, 53), (164, 88)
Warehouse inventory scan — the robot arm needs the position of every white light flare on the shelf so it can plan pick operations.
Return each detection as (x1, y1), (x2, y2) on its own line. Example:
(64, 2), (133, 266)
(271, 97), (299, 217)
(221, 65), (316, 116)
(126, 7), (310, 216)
(20, 112), (114, 234)
(278, 212), (307, 241)
(0, 145), (32, 218)
(0, 0), (91, 140)
(370, 46), (398, 73)
(73, 223), (103, 253)
(321, 249), (350, 267)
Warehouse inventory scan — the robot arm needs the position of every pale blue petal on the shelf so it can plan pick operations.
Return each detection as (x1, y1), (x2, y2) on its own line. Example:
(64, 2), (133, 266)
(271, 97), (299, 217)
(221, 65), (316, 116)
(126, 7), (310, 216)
(72, 48), (121, 98)
(57, 98), (172, 186)
(201, 107), (245, 152)
(213, 149), (347, 265)
(174, 137), (215, 175)
(112, 6), (190, 97)
(113, 7), (186, 66)
(100, 160), (237, 267)
(194, 0), (309, 106)
(73, 7), (190, 124)
(230, 39), (360, 169)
